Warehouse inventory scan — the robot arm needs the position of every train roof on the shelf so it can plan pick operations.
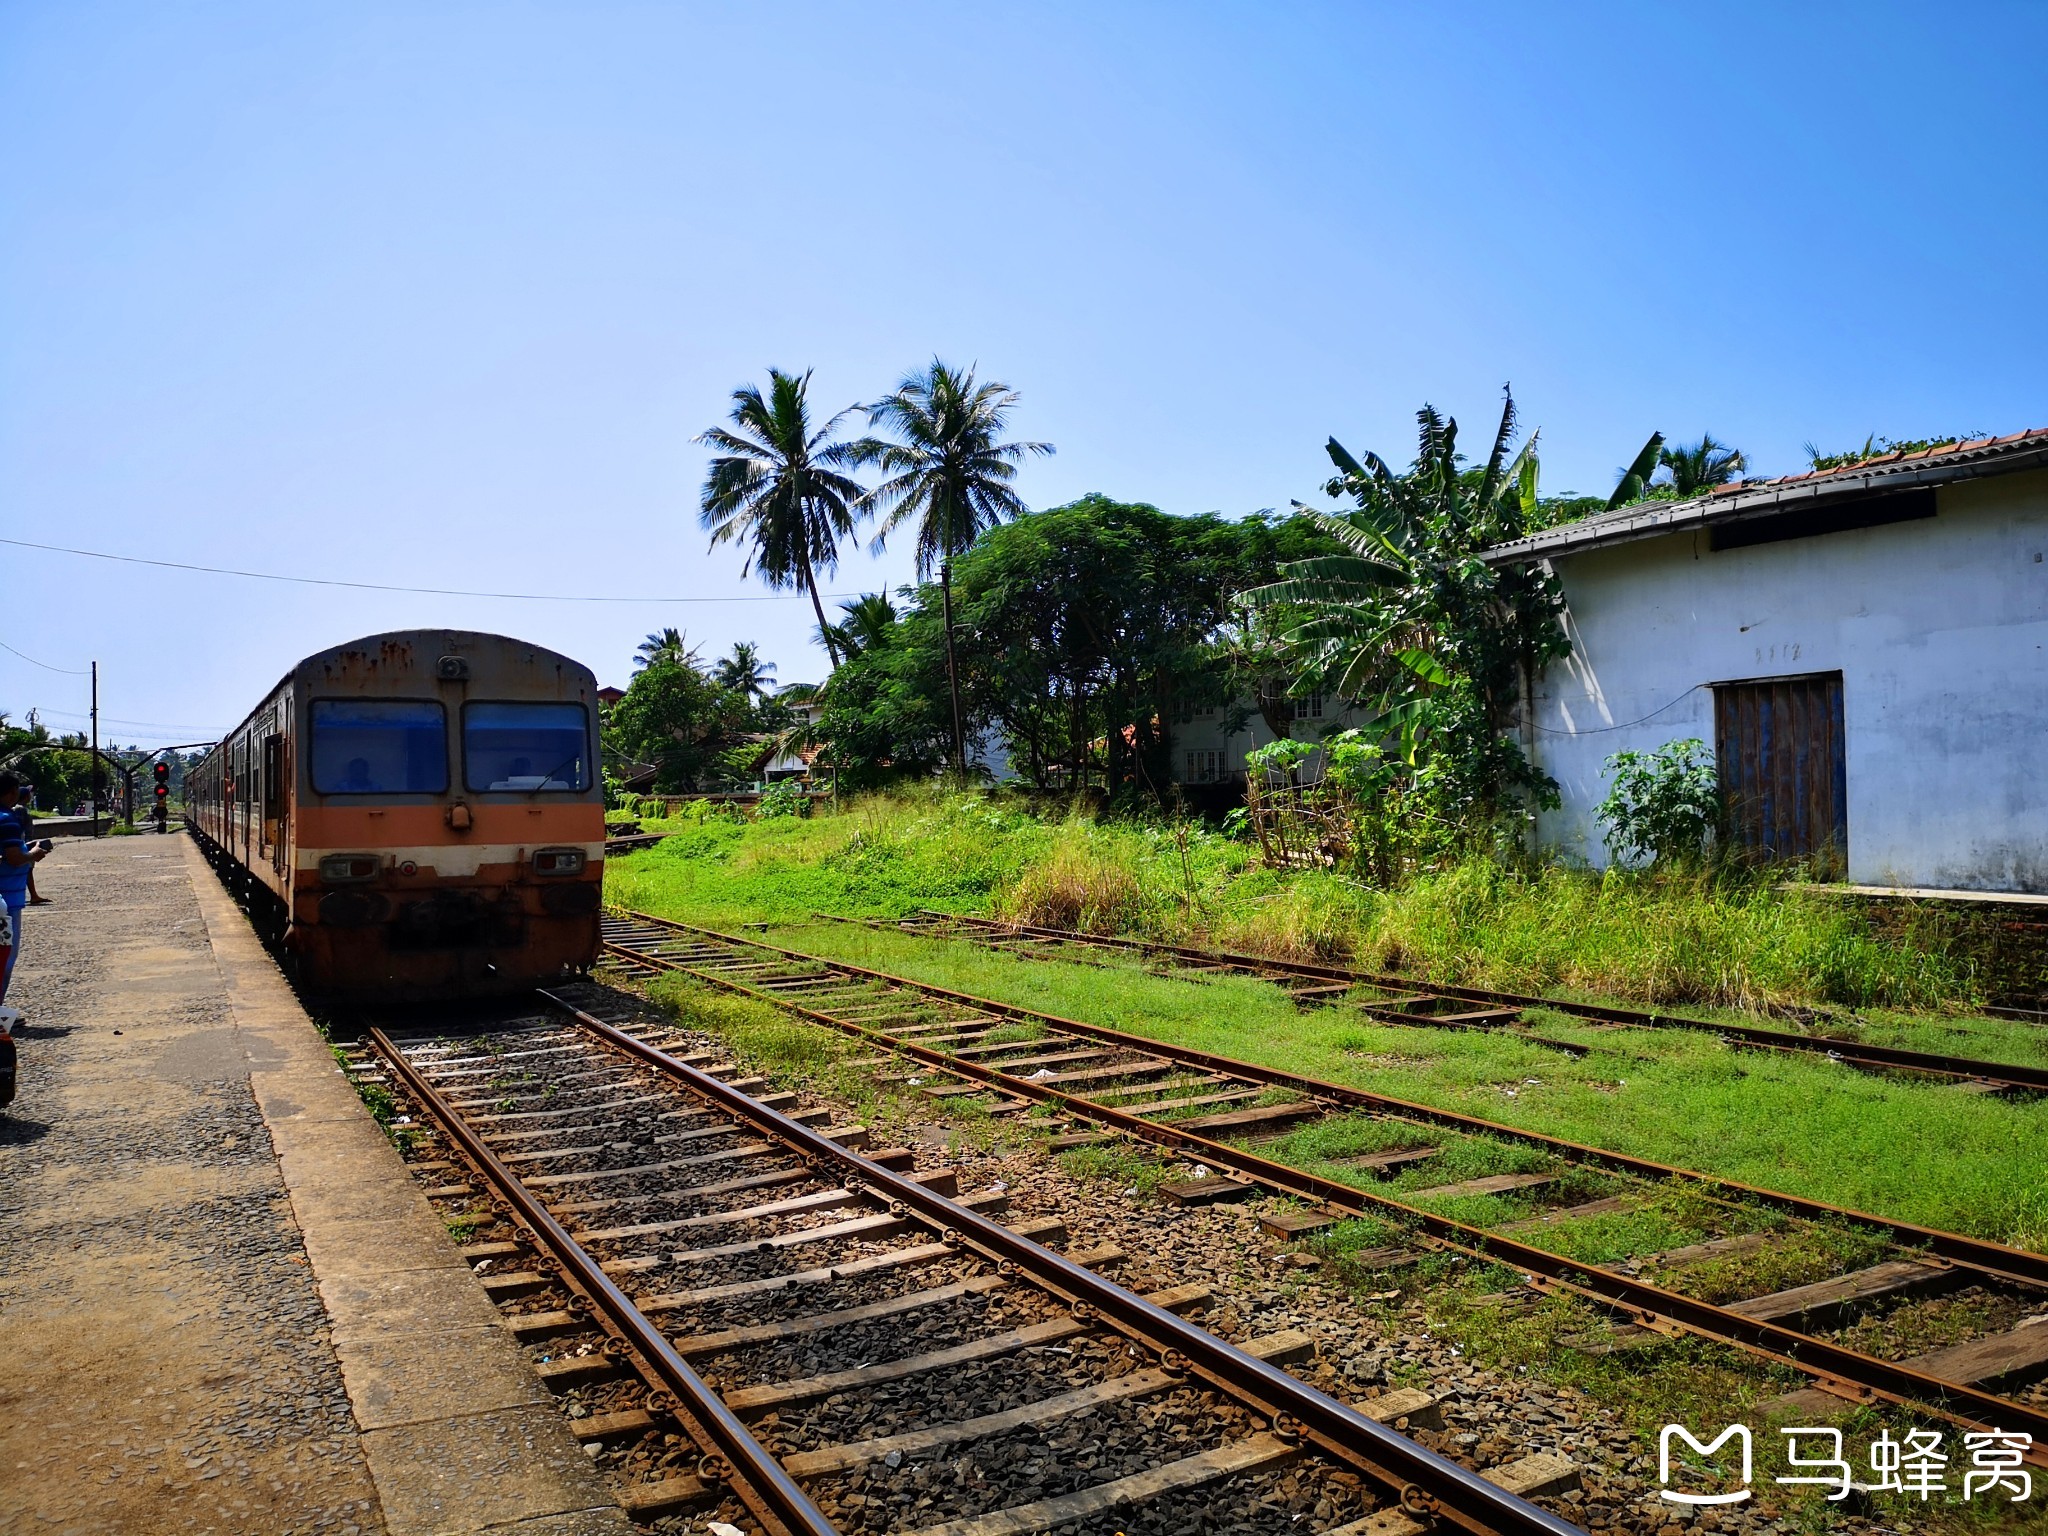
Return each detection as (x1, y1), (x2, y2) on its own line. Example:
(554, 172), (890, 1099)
(199, 631), (600, 760)
(289, 630), (597, 682)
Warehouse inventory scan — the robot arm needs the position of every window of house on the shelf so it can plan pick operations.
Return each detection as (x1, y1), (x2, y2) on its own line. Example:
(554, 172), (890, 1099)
(1294, 692), (1324, 720)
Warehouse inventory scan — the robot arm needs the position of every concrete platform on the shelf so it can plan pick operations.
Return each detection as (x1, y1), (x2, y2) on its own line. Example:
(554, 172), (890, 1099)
(0, 833), (635, 1536)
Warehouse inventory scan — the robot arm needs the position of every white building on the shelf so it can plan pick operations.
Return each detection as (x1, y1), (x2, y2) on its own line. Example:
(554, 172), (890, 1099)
(1485, 429), (2048, 894)
(759, 685), (824, 782)
(1168, 692), (1364, 787)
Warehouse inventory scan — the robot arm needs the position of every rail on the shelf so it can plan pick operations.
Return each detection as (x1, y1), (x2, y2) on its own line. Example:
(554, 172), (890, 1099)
(602, 911), (2048, 1460)
(867, 910), (2048, 1094)
(373, 989), (1598, 1534)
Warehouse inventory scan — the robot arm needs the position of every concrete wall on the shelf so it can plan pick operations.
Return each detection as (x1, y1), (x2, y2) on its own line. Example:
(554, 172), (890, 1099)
(1526, 468), (2048, 892)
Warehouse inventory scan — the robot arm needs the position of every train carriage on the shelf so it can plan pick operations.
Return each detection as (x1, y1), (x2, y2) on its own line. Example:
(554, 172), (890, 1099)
(187, 630), (605, 1000)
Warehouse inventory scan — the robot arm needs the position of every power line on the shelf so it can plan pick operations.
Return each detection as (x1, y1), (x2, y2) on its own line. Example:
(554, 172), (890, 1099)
(25, 707), (226, 733)
(0, 639), (90, 675)
(0, 535), (861, 604)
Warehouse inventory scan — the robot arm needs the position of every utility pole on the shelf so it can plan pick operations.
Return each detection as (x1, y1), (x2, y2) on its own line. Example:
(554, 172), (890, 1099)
(90, 661), (100, 839)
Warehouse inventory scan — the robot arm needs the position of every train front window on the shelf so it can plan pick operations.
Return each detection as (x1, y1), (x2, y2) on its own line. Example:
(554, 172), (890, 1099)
(309, 700), (449, 794)
(464, 702), (590, 792)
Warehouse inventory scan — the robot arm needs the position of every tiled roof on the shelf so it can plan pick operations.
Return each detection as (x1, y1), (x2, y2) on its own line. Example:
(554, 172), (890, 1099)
(1484, 427), (2048, 565)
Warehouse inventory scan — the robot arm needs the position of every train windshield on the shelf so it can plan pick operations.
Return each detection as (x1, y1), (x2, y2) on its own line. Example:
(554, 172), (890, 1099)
(309, 700), (449, 794)
(464, 702), (591, 792)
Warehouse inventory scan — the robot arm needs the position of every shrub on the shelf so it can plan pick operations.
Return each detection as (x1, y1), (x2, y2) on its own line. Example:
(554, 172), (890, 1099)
(1597, 739), (1721, 868)
(997, 831), (1151, 934)
(755, 778), (808, 820)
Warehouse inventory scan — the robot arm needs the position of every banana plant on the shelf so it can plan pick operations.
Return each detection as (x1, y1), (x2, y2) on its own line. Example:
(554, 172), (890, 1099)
(1243, 389), (1556, 767)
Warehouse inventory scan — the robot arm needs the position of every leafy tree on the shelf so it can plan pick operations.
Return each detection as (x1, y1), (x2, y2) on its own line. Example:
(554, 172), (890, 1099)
(634, 627), (702, 673)
(606, 659), (754, 792)
(697, 368), (867, 668)
(0, 710), (100, 811)
(1659, 434), (1746, 496)
(712, 641), (776, 701)
(1246, 392), (1564, 795)
(811, 603), (954, 790)
(1214, 609), (1303, 743)
(943, 496), (1327, 794)
(852, 360), (1053, 770)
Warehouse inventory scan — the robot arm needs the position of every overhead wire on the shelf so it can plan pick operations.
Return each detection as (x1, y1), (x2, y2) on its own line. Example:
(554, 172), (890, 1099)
(0, 536), (862, 604)
(0, 638), (90, 674)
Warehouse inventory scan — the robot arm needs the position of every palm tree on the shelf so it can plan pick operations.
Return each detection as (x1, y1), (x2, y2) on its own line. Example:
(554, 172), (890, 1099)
(815, 592), (900, 659)
(712, 641), (775, 701)
(1659, 434), (1746, 496)
(634, 627), (702, 673)
(697, 368), (867, 668)
(852, 361), (1053, 770)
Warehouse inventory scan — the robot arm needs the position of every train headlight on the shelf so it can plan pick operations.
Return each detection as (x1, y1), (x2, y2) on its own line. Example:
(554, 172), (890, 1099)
(319, 853), (380, 884)
(532, 847), (586, 876)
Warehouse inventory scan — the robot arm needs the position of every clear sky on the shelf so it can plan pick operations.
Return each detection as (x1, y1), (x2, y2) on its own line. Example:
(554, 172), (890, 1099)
(4, 2), (2044, 747)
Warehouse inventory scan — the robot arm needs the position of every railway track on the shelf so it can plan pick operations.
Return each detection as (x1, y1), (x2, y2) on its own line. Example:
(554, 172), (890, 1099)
(600, 910), (2048, 1463)
(360, 988), (1592, 1535)
(852, 910), (2048, 1095)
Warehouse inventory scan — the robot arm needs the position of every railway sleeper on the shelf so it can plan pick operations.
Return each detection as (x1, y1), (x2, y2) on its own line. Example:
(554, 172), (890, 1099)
(606, 921), (2048, 1458)
(1721, 1258), (1960, 1327)
(783, 1325), (1318, 1481)
(599, 1187), (1011, 1274)
(721, 1278), (1213, 1418)
(914, 1433), (1301, 1536)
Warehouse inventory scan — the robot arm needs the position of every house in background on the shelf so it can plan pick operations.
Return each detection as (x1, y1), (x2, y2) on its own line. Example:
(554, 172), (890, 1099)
(759, 684), (823, 782)
(1164, 692), (1367, 808)
(1485, 429), (2048, 894)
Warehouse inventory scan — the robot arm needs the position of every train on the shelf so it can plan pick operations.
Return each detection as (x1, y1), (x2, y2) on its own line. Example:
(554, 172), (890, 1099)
(186, 630), (606, 1001)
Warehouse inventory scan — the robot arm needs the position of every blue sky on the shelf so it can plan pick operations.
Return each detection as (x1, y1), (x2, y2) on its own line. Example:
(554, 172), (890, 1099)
(3, 2), (2044, 746)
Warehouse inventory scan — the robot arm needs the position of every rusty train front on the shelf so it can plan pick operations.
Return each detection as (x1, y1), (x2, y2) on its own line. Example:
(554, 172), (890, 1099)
(187, 630), (605, 1001)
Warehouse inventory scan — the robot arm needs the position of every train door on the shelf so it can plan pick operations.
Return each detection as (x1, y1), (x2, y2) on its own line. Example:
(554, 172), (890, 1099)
(262, 732), (289, 877)
(236, 735), (252, 865)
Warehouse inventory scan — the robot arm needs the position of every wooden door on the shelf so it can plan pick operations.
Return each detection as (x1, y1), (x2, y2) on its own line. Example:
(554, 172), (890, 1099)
(1713, 673), (1847, 874)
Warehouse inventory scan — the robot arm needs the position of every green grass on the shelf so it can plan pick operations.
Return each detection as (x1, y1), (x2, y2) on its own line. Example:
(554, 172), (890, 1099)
(641, 971), (1009, 1148)
(606, 792), (2048, 1246)
(1055, 1142), (1171, 1195)
(606, 787), (1994, 1013)
(651, 917), (2048, 1249)
(606, 793), (2048, 1533)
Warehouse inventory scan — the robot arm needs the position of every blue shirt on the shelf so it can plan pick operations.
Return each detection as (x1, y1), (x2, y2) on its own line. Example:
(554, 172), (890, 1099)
(0, 812), (27, 905)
